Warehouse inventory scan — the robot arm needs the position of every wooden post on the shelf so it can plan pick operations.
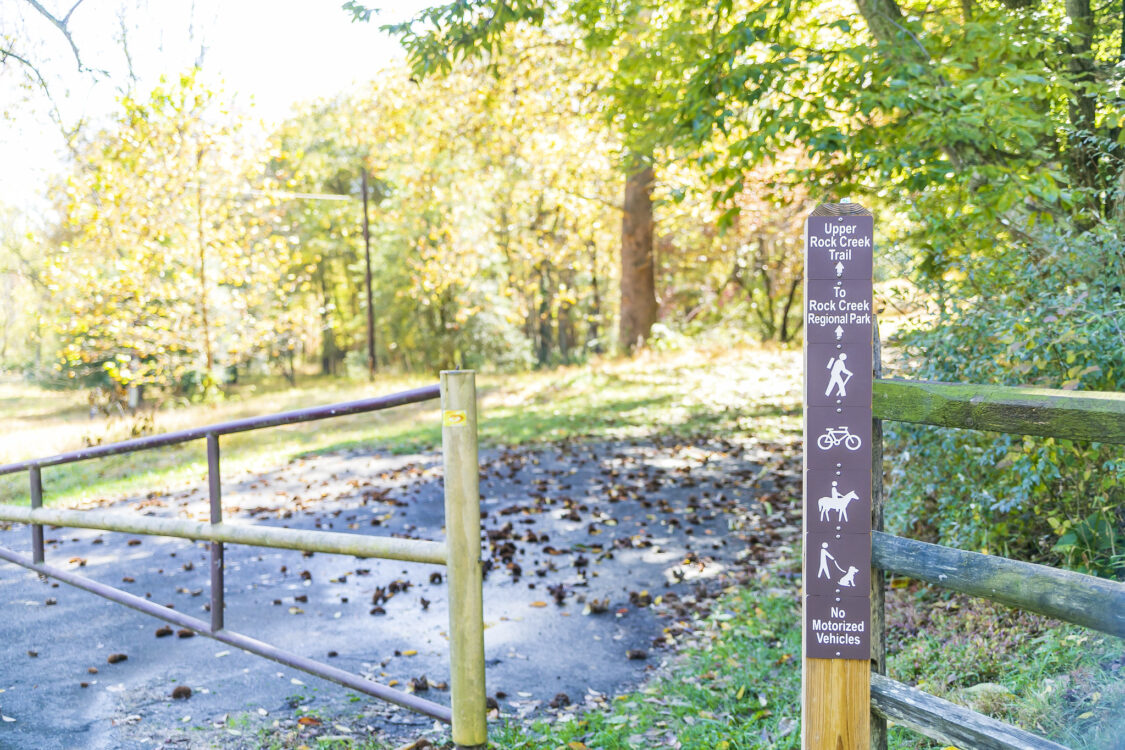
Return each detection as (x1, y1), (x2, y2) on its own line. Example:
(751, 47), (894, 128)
(802, 203), (872, 749)
(804, 660), (871, 748)
(870, 318), (887, 750)
(440, 371), (487, 748)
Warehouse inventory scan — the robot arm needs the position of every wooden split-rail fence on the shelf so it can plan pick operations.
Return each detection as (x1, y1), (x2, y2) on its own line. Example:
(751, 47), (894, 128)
(866, 372), (1125, 749)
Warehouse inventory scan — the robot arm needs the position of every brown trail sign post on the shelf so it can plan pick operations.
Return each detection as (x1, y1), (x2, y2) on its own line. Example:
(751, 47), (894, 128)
(802, 202), (873, 749)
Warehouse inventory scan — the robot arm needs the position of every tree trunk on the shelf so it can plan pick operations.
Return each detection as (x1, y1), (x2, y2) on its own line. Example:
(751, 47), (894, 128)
(318, 263), (336, 375)
(1064, 0), (1099, 200)
(283, 350), (296, 387)
(558, 266), (576, 363)
(195, 152), (213, 374)
(536, 261), (553, 366)
(618, 160), (657, 351)
(361, 169), (377, 378)
(0, 273), (11, 361)
(853, 0), (910, 49)
(755, 237), (778, 339)
(586, 241), (603, 354)
(778, 271), (803, 343)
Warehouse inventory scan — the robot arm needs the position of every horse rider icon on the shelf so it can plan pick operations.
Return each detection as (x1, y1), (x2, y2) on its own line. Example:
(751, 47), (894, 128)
(818, 480), (858, 522)
(825, 352), (853, 398)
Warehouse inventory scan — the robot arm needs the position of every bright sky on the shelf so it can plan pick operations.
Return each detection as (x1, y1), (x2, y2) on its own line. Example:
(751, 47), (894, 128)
(0, 0), (430, 212)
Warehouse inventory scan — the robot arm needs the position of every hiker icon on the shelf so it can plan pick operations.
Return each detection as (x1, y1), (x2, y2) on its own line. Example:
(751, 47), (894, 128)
(825, 352), (853, 398)
(816, 542), (860, 587)
(818, 481), (858, 522)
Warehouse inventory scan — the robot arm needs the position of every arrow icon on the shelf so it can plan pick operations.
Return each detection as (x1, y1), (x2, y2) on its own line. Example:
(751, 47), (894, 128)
(835, 262), (844, 277)
(834, 325), (843, 340)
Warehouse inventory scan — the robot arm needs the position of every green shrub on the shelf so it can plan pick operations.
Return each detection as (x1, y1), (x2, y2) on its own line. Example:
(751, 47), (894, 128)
(886, 228), (1125, 577)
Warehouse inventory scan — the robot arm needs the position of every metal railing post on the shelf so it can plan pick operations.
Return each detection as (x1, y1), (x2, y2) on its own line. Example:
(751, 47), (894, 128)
(440, 370), (487, 748)
(207, 434), (224, 632)
(29, 465), (43, 564)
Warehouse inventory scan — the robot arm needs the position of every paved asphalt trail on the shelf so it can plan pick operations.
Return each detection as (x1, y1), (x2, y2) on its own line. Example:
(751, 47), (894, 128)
(0, 436), (799, 748)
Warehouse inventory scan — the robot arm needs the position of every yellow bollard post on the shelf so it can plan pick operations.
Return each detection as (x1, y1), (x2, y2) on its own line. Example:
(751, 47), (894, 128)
(440, 370), (487, 748)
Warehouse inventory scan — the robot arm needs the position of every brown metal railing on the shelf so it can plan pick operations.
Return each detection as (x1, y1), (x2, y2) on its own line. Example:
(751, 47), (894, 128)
(0, 374), (488, 747)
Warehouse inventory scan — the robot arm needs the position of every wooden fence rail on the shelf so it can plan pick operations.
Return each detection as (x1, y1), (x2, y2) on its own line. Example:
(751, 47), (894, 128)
(871, 674), (1068, 750)
(872, 379), (1125, 444)
(872, 531), (1125, 638)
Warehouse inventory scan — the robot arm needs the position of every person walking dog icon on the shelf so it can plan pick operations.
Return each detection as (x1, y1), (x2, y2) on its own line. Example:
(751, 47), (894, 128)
(817, 541), (857, 586)
(825, 352), (853, 398)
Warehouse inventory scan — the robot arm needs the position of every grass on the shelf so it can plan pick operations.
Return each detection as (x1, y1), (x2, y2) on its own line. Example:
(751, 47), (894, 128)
(498, 582), (1124, 750)
(312, 349), (800, 457)
(476, 577), (1123, 750)
(489, 573), (804, 750)
(0, 343), (800, 508)
(0, 370), (435, 506)
(254, 735), (384, 750)
(883, 586), (1125, 749)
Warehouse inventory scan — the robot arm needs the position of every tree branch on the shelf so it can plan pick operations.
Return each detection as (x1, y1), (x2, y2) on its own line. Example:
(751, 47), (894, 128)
(116, 6), (138, 89)
(22, 0), (103, 74)
(853, 0), (944, 80)
(0, 43), (76, 145)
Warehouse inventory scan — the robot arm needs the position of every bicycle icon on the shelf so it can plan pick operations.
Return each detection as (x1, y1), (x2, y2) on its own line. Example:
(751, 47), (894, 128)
(816, 425), (862, 451)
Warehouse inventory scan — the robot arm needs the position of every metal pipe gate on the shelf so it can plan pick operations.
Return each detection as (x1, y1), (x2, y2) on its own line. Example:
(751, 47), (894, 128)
(0, 371), (487, 748)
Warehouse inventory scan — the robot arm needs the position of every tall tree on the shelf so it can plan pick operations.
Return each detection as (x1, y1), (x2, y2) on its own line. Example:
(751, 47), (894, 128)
(619, 159), (656, 349)
(311, 26), (624, 368)
(46, 71), (299, 398)
(361, 1), (670, 351)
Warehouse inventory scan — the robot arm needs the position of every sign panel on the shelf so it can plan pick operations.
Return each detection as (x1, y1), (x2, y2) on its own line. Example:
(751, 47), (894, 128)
(805, 344), (872, 409)
(804, 208), (873, 662)
(805, 469), (870, 535)
(805, 531), (871, 596)
(805, 594), (870, 659)
(805, 280), (873, 343)
(805, 215), (873, 280)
